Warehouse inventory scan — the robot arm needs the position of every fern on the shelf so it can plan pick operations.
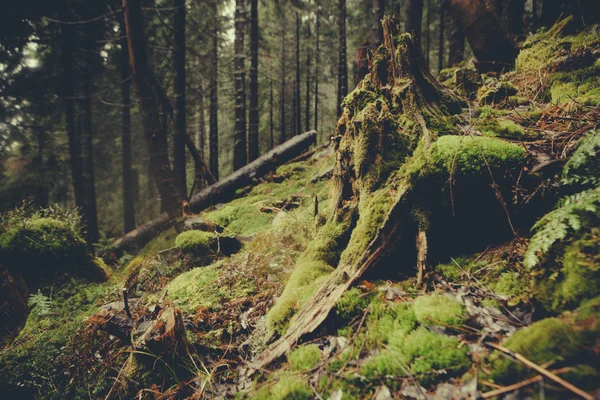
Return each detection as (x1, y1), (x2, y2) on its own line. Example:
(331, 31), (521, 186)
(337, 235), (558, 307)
(524, 187), (600, 268)
(28, 290), (52, 317)
(562, 130), (600, 187)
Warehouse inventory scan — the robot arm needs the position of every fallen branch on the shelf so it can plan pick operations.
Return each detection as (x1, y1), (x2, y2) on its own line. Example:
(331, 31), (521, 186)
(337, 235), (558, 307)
(481, 367), (571, 399)
(110, 131), (317, 254)
(487, 343), (593, 400)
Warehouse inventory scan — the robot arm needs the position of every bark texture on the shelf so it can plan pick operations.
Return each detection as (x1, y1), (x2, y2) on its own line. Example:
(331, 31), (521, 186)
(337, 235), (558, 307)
(209, 1), (220, 180)
(233, 0), (248, 171)
(248, 0), (259, 162)
(404, 0), (423, 49)
(337, 0), (348, 118)
(173, 0), (187, 194)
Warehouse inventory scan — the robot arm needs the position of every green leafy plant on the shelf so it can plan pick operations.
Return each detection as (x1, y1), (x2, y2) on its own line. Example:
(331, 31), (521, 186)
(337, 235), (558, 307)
(28, 290), (51, 317)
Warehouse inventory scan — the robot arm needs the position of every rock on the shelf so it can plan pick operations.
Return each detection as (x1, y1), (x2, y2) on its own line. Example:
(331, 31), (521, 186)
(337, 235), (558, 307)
(374, 385), (393, 400)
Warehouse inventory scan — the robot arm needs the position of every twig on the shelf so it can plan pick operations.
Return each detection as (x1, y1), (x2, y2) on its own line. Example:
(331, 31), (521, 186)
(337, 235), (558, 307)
(486, 343), (593, 400)
(122, 288), (132, 319)
(481, 367), (571, 399)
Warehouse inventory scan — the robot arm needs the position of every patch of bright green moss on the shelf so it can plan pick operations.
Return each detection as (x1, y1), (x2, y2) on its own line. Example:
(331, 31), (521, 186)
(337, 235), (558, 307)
(336, 287), (374, 320)
(413, 294), (465, 328)
(175, 230), (215, 254)
(248, 374), (312, 400)
(366, 299), (418, 346)
(165, 266), (220, 314)
(205, 203), (273, 236)
(477, 81), (518, 104)
(287, 344), (321, 371)
(477, 118), (529, 140)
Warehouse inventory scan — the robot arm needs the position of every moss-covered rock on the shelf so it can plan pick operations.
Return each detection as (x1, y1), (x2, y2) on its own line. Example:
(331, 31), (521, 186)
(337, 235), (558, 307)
(175, 230), (215, 254)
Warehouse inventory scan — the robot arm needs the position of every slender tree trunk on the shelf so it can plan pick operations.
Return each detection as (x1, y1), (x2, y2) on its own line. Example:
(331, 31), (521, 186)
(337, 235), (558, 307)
(270, 79), (274, 149)
(295, 12), (301, 136)
(305, 25), (311, 133)
(194, 58), (207, 190)
(314, 7), (320, 131)
(209, 1), (219, 180)
(248, 0), (259, 162)
(404, 0), (423, 48)
(444, 0), (517, 72)
(35, 128), (49, 208)
(279, 1), (286, 144)
(122, 0), (184, 218)
(438, 1), (445, 71)
(426, 0), (430, 65)
(173, 0), (187, 194)
(448, 14), (465, 67)
(81, 57), (99, 245)
(371, 0), (385, 49)
(233, 0), (248, 170)
(120, 14), (136, 233)
(337, 0), (348, 119)
(61, 26), (85, 216)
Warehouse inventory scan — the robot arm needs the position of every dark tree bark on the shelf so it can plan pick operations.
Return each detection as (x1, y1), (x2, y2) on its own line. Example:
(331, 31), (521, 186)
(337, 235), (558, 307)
(506, 0), (525, 37)
(425, 0), (431, 65)
(122, 0), (185, 218)
(337, 0), (348, 118)
(532, 0), (537, 31)
(34, 128), (49, 208)
(233, 0), (248, 170)
(444, 0), (517, 72)
(81, 50), (99, 245)
(295, 12), (301, 136)
(314, 7), (320, 131)
(372, 0), (385, 49)
(173, 0), (187, 194)
(448, 14), (465, 67)
(438, 1), (445, 71)
(209, 1), (219, 180)
(270, 79), (274, 149)
(61, 26), (85, 217)
(305, 22), (311, 133)
(278, 1), (286, 144)
(119, 13), (136, 233)
(404, 0), (423, 49)
(193, 57), (207, 192)
(248, 0), (259, 162)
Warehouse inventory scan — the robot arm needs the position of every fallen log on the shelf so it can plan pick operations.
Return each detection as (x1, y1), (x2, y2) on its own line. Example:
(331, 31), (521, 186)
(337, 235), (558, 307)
(110, 130), (317, 254)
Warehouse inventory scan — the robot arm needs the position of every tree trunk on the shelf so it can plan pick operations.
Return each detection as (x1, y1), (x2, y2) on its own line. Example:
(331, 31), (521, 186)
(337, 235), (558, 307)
(35, 128), (49, 208)
(110, 131), (317, 253)
(278, 1), (286, 145)
(314, 7), (320, 131)
(425, 0), (431, 65)
(122, 0), (184, 219)
(248, 0), (259, 162)
(448, 14), (465, 67)
(209, 1), (219, 181)
(438, 1), (445, 71)
(295, 12), (301, 136)
(120, 14), (136, 234)
(337, 0), (348, 119)
(61, 25), (85, 216)
(506, 0), (525, 37)
(444, 0), (517, 72)
(532, 0), (537, 31)
(371, 0), (385, 49)
(173, 0), (187, 195)
(305, 22), (311, 133)
(233, 0), (248, 171)
(404, 0), (423, 49)
(194, 59), (207, 191)
(81, 55), (99, 245)
(270, 79), (274, 149)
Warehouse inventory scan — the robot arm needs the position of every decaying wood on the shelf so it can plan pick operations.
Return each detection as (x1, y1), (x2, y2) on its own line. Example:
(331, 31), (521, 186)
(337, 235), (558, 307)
(110, 130), (317, 254)
(416, 229), (428, 286)
(487, 343), (594, 400)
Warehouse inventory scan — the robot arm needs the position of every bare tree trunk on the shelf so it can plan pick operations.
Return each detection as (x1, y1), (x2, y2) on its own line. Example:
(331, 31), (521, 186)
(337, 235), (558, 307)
(448, 14), (465, 67)
(314, 7), (320, 131)
(438, 1), (445, 72)
(34, 127), (49, 208)
(61, 25), (85, 217)
(295, 12), (301, 136)
(305, 23), (311, 133)
(194, 58), (207, 191)
(444, 0), (517, 72)
(122, 0), (184, 218)
(81, 52), (99, 245)
(119, 13), (136, 233)
(371, 0), (385, 49)
(233, 0), (248, 170)
(426, 0), (431, 65)
(404, 0), (423, 48)
(337, 0), (348, 118)
(248, 0), (259, 162)
(270, 79), (274, 149)
(209, 1), (219, 181)
(279, 1), (286, 145)
(173, 0), (187, 194)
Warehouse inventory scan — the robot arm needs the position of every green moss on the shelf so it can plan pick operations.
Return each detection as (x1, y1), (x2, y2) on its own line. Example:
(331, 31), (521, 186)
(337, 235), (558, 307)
(477, 81), (518, 104)
(205, 203), (273, 236)
(427, 135), (526, 179)
(477, 118), (530, 140)
(138, 227), (178, 256)
(165, 266), (220, 314)
(336, 287), (373, 320)
(287, 344), (321, 371)
(413, 294), (465, 328)
(175, 230), (215, 254)
(490, 318), (581, 382)
(248, 374), (312, 400)
(361, 348), (410, 378)
(366, 300), (418, 346)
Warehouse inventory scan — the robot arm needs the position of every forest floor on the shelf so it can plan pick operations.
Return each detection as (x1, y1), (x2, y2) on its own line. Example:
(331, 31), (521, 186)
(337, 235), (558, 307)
(1, 16), (600, 400)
